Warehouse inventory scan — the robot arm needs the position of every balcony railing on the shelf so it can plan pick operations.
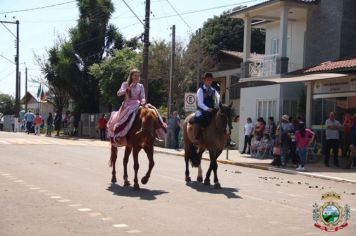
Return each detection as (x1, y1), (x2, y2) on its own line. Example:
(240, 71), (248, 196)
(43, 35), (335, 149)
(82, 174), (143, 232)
(248, 54), (279, 77)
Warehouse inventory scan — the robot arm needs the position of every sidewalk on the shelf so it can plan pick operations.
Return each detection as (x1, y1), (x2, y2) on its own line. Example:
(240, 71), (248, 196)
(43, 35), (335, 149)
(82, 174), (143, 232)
(154, 146), (356, 184)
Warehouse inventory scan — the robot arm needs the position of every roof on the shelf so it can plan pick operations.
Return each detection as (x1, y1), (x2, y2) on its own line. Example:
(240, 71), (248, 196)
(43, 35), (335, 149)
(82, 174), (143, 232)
(220, 50), (264, 61)
(302, 57), (356, 73)
(239, 73), (350, 84)
(229, 0), (319, 17)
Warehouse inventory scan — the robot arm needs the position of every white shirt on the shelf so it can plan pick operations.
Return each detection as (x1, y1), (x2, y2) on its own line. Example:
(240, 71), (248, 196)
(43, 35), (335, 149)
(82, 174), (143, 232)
(196, 85), (220, 111)
(244, 123), (254, 135)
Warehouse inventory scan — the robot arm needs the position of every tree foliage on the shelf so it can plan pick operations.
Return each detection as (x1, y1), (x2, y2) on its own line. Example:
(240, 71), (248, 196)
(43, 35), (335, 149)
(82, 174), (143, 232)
(89, 48), (141, 110)
(0, 94), (15, 115)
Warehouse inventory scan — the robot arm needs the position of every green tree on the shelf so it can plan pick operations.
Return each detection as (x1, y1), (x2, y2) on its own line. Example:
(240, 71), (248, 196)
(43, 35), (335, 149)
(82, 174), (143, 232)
(0, 94), (15, 115)
(68, 0), (124, 113)
(89, 48), (141, 110)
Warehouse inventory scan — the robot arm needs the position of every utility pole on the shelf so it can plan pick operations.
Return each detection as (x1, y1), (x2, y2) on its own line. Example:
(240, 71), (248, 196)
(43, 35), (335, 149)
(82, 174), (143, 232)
(142, 0), (150, 98)
(168, 25), (175, 117)
(196, 28), (201, 91)
(15, 20), (20, 118)
(25, 67), (28, 113)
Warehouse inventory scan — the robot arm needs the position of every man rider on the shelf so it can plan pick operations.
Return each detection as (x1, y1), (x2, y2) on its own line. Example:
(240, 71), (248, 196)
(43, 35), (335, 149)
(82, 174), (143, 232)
(190, 72), (220, 144)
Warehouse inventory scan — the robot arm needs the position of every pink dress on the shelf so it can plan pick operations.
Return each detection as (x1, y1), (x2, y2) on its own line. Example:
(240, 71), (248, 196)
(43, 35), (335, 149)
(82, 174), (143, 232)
(107, 82), (146, 146)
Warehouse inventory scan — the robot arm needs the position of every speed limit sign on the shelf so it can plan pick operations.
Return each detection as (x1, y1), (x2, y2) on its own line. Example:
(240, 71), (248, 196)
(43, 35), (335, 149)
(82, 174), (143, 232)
(184, 93), (197, 112)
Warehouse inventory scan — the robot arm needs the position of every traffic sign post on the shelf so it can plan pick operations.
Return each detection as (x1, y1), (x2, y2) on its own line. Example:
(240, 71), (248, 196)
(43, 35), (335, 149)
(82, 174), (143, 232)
(184, 93), (197, 112)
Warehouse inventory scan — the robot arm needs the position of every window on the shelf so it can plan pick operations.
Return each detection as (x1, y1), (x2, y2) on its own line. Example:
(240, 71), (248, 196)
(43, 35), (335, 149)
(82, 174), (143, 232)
(256, 99), (278, 120)
(271, 39), (279, 54)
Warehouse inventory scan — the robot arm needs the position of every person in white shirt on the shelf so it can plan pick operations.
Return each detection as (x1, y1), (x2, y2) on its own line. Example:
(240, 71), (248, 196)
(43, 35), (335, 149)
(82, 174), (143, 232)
(189, 72), (220, 144)
(241, 117), (254, 154)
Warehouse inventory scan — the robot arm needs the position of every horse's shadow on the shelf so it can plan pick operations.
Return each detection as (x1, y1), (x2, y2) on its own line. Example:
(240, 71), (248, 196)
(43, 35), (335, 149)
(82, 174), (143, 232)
(107, 183), (168, 201)
(186, 181), (242, 199)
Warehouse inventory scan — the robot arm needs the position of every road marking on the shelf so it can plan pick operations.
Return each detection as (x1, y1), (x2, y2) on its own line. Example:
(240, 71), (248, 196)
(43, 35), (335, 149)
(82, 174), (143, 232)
(30, 187), (40, 190)
(1, 173), (9, 176)
(50, 196), (61, 199)
(58, 199), (71, 203)
(268, 221), (280, 225)
(101, 217), (113, 221)
(112, 224), (128, 228)
(88, 212), (102, 217)
(351, 208), (356, 212)
(78, 208), (92, 212)
(14, 180), (24, 183)
(68, 204), (81, 207)
(127, 230), (141, 234)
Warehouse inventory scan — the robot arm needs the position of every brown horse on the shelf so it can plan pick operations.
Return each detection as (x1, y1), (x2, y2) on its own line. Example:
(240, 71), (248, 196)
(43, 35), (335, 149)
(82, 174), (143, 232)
(109, 106), (162, 190)
(183, 102), (233, 189)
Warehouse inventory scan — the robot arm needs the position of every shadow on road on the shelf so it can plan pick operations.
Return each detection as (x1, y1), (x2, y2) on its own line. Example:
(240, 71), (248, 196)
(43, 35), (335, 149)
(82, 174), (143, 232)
(186, 181), (242, 199)
(107, 183), (169, 201)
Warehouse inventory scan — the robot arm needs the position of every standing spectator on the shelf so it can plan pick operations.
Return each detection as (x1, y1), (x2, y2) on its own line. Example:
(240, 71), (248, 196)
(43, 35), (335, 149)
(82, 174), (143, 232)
(241, 117), (254, 154)
(325, 112), (342, 167)
(264, 116), (277, 140)
(173, 111), (181, 149)
(54, 111), (62, 136)
(346, 115), (356, 169)
(342, 112), (352, 157)
(46, 112), (53, 136)
(0, 115), (3, 131)
(277, 114), (293, 166)
(24, 110), (35, 134)
(11, 116), (15, 132)
(289, 118), (300, 166)
(295, 121), (315, 171)
(97, 114), (107, 141)
(34, 113), (43, 135)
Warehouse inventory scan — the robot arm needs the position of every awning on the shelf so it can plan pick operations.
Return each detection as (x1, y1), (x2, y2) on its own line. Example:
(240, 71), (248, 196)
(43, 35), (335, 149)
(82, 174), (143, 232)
(239, 73), (351, 84)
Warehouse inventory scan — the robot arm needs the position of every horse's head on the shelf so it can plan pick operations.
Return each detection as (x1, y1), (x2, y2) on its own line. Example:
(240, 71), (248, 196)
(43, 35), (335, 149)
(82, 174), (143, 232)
(217, 101), (233, 135)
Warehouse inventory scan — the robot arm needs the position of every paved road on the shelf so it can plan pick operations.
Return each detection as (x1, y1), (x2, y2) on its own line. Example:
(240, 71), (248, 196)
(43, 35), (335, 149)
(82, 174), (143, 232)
(1, 132), (356, 236)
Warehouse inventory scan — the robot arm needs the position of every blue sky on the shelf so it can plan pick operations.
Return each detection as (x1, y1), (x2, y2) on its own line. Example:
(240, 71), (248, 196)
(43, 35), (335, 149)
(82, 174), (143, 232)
(0, 0), (264, 97)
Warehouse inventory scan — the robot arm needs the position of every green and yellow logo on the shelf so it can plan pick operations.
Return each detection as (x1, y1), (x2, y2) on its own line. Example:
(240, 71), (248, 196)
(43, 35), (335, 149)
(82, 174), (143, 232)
(313, 192), (350, 232)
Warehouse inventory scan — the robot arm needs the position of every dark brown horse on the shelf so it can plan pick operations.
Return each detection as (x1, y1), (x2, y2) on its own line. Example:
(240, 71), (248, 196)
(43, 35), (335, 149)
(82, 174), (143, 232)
(183, 102), (233, 189)
(109, 106), (162, 190)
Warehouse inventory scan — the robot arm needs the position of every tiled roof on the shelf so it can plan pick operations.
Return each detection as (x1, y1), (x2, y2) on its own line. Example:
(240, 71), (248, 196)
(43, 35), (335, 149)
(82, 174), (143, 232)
(303, 57), (356, 73)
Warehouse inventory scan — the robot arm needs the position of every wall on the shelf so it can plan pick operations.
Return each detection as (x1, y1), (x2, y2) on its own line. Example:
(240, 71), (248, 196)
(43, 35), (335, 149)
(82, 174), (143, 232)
(239, 84), (280, 151)
(340, 0), (356, 58)
(264, 18), (306, 72)
(305, 0), (343, 66)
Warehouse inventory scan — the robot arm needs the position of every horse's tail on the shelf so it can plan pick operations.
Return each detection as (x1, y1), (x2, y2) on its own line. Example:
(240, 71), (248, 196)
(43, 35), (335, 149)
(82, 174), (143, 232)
(189, 145), (201, 167)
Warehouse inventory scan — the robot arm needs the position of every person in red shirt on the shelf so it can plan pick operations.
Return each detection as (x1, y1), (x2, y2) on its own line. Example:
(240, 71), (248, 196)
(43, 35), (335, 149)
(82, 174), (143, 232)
(98, 114), (107, 141)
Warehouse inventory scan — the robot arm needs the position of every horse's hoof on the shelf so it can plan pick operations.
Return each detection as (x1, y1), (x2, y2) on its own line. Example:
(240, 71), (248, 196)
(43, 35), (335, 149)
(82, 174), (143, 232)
(185, 176), (191, 183)
(204, 179), (210, 186)
(111, 177), (117, 183)
(214, 183), (221, 189)
(124, 180), (131, 186)
(141, 176), (149, 185)
(133, 183), (140, 190)
(197, 176), (203, 183)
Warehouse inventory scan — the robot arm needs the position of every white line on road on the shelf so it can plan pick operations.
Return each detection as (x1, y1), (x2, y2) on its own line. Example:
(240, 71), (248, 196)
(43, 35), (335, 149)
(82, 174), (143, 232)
(127, 230), (141, 234)
(88, 212), (102, 217)
(14, 180), (24, 183)
(112, 224), (128, 228)
(351, 208), (356, 211)
(78, 208), (92, 212)
(30, 187), (40, 190)
(58, 199), (71, 203)
(101, 217), (113, 221)
(50, 196), (61, 199)
(68, 204), (81, 207)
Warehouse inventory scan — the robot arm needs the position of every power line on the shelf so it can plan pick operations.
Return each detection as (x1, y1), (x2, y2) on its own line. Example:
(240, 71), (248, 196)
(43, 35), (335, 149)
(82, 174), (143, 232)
(165, 0), (192, 31)
(0, 22), (16, 38)
(121, 0), (145, 26)
(0, 1), (76, 14)
(0, 54), (15, 65)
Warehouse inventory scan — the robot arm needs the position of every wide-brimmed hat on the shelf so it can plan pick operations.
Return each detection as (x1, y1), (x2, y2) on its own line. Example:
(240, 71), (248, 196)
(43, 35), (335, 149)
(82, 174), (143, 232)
(281, 114), (289, 121)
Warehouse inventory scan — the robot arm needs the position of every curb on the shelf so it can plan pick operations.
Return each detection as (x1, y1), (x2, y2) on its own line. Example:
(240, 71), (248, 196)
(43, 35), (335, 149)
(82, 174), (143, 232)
(154, 148), (356, 184)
